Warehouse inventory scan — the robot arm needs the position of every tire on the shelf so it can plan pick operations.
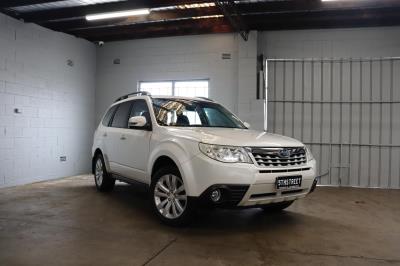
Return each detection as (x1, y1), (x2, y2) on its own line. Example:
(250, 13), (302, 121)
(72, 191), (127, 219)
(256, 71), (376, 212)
(260, 200), (294, 212)
(150, 166), (195, 226)
(93, 153), (115, 192)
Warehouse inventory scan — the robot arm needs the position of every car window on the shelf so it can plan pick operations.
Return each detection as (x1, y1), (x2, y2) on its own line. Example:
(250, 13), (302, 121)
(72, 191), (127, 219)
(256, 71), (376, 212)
(130, 100), (150, 117)
(102, 105), (117, 126)
(130, 99), (151, 127)
(152, 98), (246, 128)
(203, 107), (238, 128)
(111, 101), (132, 128)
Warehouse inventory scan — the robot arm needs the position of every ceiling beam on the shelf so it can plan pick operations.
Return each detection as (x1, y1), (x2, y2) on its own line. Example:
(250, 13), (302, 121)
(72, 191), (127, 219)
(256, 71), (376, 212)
(73, 17), (232, 41)
(42, 6), (221, 31)
(236, 0), (400, 13)
(21, 0), (213, 23)
(79, 5), (400, 41)
(0, 0), (65, 8)
(245, 6), (400, 30)
(215, 0), (248, 41)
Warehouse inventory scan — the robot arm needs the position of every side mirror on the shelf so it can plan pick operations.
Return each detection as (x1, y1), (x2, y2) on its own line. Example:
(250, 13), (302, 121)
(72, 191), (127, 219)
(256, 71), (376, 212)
(128, 116), (147, 129)
(244, 122), (251, 129)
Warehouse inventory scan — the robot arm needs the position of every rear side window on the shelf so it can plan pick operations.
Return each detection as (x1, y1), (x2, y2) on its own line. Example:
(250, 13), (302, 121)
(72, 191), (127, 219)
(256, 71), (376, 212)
(102, 105), (117, 126)
(111, 101), (132, 128)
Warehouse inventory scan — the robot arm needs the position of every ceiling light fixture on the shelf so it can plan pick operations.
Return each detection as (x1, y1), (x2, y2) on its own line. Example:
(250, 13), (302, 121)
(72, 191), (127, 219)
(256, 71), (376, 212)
(177, 2), (216, 9)
(192, 14), (224, 20)
(86, 8), (150, 21)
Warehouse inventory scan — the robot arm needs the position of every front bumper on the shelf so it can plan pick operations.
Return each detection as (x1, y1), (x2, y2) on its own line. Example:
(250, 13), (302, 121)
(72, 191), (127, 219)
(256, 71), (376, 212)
(181, 153), (318, 207)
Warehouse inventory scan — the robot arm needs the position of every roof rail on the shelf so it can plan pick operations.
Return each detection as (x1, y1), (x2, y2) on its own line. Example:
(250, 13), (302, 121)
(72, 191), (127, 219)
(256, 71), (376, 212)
(114, 91), (151, 102)
(196, 97), (215, 102)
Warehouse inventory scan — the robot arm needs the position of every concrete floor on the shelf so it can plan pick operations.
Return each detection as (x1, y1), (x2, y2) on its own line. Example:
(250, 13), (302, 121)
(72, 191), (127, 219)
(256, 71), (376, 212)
(0, 175), (399, 266)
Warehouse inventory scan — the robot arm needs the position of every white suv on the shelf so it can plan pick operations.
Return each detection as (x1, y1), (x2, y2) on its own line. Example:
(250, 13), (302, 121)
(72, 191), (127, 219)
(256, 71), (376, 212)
(92, 92), (318, 225)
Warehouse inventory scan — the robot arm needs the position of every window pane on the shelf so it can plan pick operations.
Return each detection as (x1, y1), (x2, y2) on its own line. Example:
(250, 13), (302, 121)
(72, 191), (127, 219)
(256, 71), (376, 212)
(111, 101), (132, 128)
(130, 99), (151, 125)
(139, 82), (172, 96)
(102, 105), (117, 126)
(174, 80), (209, 97)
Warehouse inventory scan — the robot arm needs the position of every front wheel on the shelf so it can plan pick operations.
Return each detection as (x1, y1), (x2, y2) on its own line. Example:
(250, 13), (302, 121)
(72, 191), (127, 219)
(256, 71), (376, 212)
(260, 200), (294, 212)
(150, 166), (195, 226)
(93, 153), (115, 192)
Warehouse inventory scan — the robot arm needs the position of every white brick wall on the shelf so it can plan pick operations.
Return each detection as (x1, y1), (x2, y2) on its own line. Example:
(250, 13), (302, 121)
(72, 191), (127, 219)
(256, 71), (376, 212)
(0, 13), (96, 188)
(95, 33), (240, 123)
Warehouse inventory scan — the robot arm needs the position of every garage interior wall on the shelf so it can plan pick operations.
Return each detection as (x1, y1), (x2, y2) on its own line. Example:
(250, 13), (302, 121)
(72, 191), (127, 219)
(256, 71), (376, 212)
(0, 13), (96, 188)
(2, 8), (400, 190)
(95, 34), (240, 124)
(259, 27), (400, 188)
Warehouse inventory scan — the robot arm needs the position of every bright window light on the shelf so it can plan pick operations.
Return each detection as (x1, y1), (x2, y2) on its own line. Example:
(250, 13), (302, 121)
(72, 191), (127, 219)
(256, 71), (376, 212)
(174, 81), (209, 98)
(139, 82), (172, 96)
(86, 8), (150, 21)
(139, 80), (209, 98)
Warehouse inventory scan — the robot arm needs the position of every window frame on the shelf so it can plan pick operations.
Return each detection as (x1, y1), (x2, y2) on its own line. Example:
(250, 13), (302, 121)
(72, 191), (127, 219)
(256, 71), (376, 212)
(129, 99), (153, 131)
(110, 101), (133, 129)
(138, 79), (209, 97)
(102, 105), (118, 127)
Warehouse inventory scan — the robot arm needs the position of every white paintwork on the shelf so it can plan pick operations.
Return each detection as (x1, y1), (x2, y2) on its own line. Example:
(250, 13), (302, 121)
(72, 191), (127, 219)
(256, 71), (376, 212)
(128, 116), (147, 128)
(92, 95), (317, 206)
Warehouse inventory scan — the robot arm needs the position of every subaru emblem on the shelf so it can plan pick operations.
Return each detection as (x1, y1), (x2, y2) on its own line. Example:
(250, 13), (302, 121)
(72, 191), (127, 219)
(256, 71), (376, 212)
(279, 149), (290, 157)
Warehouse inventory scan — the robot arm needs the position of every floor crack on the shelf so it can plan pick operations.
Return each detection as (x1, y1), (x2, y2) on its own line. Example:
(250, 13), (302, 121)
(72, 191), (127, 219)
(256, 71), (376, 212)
(279, 248), (400, 264)
(142, 237), (177, 266)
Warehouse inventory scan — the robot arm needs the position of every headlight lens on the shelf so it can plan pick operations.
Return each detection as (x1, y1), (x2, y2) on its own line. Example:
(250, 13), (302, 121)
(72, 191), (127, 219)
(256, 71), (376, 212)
(305, 146), (314, 161)
(199, 143), (252, 163)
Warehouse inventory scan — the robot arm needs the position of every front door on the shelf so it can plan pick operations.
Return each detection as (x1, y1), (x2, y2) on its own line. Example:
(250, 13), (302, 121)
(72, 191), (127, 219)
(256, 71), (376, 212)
(108, 99), (152, 183)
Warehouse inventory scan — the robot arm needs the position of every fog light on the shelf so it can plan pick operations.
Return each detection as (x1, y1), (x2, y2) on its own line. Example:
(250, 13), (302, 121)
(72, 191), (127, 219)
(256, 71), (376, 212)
(210, 189), (221, 202)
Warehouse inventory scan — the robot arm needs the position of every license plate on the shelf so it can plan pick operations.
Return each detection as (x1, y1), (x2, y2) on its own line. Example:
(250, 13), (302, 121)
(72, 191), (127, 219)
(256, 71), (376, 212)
(276, 176), (302, 189)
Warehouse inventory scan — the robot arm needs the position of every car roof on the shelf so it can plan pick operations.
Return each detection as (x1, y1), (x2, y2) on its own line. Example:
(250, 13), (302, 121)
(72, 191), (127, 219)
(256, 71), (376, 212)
(113, 95), (215, 105)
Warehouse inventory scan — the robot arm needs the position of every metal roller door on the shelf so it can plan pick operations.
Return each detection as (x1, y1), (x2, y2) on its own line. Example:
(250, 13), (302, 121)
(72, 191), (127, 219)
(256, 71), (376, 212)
(265, 58), (400, 188)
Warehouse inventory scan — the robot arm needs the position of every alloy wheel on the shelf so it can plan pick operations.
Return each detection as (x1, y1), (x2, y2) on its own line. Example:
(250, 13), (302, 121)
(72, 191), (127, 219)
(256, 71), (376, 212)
(95, 158), (104, 186)
(154, 174), (187, 219)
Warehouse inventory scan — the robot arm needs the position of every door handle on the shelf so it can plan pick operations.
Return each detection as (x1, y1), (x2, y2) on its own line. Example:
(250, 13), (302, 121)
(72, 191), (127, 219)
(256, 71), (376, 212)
(120, 135), (126, 140)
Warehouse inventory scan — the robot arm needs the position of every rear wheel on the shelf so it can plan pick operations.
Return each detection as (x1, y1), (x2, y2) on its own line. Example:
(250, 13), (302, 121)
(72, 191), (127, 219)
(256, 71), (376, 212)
(94, 153), (115, 192)
(151, 166), (195, 226)
(260, 201), (294, 212)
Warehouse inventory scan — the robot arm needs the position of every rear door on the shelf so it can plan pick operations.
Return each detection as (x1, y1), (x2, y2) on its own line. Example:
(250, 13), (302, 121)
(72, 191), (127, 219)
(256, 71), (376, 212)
(107, 101), (132, 174)
(98, 105), (118, 166)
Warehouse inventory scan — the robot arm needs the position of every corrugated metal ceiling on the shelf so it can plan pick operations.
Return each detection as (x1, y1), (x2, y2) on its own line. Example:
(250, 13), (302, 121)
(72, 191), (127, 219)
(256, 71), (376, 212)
(9, 0), (127, 13)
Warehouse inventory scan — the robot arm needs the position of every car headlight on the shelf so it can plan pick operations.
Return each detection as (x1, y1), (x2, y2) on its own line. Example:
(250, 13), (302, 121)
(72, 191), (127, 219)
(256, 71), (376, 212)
(305, 146), (314, 162)
(199, 143), (252, 163)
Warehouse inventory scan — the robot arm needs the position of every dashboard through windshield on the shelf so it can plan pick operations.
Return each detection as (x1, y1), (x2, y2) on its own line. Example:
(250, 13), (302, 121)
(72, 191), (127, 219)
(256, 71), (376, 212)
(152, 98), (247, 129)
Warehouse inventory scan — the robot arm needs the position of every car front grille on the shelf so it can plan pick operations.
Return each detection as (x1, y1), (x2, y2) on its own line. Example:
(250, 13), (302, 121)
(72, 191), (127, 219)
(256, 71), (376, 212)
(250, 147), (307, 168)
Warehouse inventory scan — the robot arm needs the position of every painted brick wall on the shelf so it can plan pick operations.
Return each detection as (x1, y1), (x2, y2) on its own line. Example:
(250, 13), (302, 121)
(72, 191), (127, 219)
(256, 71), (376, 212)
(0, 14), (96, 188)
(95, 33), (240, 123)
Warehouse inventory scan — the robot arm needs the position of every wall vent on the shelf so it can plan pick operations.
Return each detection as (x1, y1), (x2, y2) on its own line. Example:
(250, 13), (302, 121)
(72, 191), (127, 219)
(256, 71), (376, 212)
(221, 53), (231, 60)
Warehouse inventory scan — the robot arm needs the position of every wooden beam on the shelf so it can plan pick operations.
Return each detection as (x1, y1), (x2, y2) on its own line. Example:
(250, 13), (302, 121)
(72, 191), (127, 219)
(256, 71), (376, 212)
(73, 17), (232, 41)
(21, 0), (213, 23)
(41, 6), (221, 31)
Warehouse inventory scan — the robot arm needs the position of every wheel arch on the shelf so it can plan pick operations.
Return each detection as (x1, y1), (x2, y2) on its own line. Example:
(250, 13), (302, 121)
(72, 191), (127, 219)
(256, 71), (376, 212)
(151, 156), (179, 181)
(92, 148), (103, 174)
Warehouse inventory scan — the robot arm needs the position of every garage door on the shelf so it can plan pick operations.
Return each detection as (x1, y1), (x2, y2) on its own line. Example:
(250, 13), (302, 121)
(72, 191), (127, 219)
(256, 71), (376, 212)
(265, 58), (400, 188)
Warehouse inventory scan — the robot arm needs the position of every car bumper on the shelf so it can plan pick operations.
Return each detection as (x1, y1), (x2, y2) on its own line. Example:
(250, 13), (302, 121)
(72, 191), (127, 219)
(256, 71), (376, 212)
(182, 153), (318, 207)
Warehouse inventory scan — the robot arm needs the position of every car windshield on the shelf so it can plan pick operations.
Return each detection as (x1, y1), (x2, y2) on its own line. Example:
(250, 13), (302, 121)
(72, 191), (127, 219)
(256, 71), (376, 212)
(152, 98), (247, 129)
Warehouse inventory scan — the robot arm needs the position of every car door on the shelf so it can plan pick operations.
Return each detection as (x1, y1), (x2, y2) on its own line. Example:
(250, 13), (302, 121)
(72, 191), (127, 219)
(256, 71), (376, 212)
(108, 99), (152, 183)
(99, 104), (118, 166)
(107, 101), (132, 175)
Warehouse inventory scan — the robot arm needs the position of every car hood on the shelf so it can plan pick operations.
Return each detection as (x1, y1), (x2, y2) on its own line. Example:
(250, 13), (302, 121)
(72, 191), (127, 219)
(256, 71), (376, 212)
(163, 127), (304, 147)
